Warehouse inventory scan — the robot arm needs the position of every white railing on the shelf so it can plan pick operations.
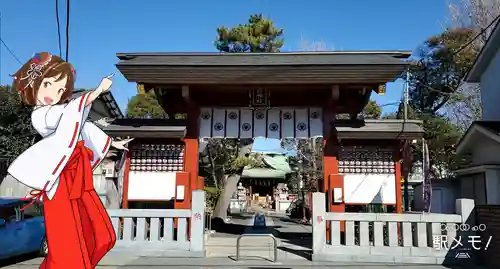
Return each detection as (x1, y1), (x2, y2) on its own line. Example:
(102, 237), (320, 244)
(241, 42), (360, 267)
(311, 192), (475, 265)
(107, 190), (205, 257)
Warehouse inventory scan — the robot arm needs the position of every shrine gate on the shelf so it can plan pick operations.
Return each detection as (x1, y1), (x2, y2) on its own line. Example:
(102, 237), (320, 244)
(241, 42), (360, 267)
(113, 51), (426, 258)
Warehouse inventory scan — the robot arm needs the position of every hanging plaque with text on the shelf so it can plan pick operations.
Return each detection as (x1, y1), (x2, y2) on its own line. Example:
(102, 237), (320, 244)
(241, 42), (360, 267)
(250, 88), (269, 107)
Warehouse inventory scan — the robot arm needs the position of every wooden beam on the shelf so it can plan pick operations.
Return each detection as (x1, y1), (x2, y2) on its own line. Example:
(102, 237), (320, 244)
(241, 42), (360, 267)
(331, 85), (340, 101)
(182, 85), (190, 102)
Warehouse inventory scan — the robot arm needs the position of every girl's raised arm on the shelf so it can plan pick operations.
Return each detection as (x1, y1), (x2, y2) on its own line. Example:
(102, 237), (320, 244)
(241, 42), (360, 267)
(85, 73), (114, 107)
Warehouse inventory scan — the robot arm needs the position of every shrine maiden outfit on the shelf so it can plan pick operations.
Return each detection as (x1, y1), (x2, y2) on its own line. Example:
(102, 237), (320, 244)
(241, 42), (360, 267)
(8, 93), (116, 269)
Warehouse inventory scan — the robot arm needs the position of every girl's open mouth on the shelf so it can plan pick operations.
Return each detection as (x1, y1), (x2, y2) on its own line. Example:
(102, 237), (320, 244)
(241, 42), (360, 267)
(44, 97), (53, 104)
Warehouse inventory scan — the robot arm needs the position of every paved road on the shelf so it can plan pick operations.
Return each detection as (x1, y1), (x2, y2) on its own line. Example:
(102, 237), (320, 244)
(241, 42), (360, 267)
(0, 211), (484, 268)
(2, 256), (468, 269)
(209, 212), (255, 238)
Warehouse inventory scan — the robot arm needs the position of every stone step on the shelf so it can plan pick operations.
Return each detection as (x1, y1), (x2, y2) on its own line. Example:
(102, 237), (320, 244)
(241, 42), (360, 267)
(206, 236), (277, 242)
(207, 242), (276, 245)
(206, 247), (310, 260)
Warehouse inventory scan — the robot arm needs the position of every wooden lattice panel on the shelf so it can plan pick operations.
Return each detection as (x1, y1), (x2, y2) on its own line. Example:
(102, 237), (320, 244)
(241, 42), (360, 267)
(338, 146), (395, 174)
(130, 144), (184, 172)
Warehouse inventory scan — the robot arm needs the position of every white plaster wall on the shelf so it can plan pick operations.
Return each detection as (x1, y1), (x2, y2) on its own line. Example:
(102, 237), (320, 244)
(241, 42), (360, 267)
(469, 132), (500, 165)
(481, 46), (500, 120)
(128, 171), (176, 200)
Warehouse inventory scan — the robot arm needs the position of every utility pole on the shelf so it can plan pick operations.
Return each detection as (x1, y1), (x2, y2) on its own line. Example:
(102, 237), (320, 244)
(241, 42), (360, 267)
(403, 69), (409, 120)
(403, 69), (410, 211)
(0, 12), (2, 85)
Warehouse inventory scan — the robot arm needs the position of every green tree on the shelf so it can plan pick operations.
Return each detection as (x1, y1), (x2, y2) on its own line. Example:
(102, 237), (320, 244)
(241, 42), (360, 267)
(215, 14), (284, 52)
(199, 138), (263, 219)
(361, 100), (382, 119)
(126, 91), (166, 119)
(443, 0), (500, 131)
(0, 85), (37, 160)
(385, 103), (463, 179)
(402, 27), (483, 176)
(207, 14), (285, 220)
(408, 27), (481, 132)
(408, 28), (478, 115)
(418, 113), (464, 178)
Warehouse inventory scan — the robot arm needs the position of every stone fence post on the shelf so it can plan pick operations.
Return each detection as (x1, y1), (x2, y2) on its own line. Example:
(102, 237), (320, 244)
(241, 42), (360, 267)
(190, 190), (206, 255)
(312, 192), (326, 255)
(455, 198), (475, 262)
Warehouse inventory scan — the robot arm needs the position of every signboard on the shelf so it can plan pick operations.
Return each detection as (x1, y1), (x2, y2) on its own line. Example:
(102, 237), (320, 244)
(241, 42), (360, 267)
(250, 88), (269, 107)
(253, 214), (266, 229)
(377, 84), (386, 95)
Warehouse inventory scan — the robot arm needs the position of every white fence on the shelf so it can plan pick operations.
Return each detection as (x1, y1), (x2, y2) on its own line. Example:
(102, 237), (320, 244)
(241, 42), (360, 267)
(107, 190), (205, 257)
(311, 192), (475, 265)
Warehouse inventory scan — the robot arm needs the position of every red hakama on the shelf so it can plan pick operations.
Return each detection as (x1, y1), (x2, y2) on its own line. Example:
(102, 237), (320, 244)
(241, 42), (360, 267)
(40, 141), (116, 269)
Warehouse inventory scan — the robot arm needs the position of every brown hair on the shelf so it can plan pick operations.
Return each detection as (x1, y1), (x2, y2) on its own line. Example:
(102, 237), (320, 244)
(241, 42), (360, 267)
(11, 52), (75, 106)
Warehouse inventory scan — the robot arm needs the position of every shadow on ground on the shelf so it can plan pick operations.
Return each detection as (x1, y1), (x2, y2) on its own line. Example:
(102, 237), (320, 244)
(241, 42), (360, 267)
(230, 212), (255, 220)
(277, 217), (310, 225)
(274, 231), (312, 260)
(211, 218), (248, 235)
(0, 253), (40, 267)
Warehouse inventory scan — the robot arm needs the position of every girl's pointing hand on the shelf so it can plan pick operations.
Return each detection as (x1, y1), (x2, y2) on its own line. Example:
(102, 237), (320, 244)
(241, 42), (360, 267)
(85, 74), (115, 107)
(97, 73), (114, 94)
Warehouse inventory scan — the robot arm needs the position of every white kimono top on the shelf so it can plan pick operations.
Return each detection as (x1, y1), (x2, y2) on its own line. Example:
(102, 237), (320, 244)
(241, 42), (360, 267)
(7, 93), (112, 200)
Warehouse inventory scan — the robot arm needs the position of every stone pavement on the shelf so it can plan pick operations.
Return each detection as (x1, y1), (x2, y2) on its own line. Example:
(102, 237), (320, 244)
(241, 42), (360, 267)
(2, 256), (467, 269)
(1, 211), (484, 268)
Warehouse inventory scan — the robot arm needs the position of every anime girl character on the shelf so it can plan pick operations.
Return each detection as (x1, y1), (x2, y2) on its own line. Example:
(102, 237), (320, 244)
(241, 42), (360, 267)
(7, 52), (117, 269)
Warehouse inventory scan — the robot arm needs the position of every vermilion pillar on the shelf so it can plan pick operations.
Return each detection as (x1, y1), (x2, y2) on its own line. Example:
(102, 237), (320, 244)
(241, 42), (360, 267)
(322, 109), (344, 213)
(394, 145), (403, 213)
(322, 108), (345, 240)
(184, 103), (200, 203)
(121, 151), (131, 209)
(182, 100), (200, 238)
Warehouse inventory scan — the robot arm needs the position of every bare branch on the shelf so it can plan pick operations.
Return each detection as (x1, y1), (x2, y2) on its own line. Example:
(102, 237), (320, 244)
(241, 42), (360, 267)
(446, 0), (500, 46)
(298, 36), (335, 51)
(441, 0), (498, 129)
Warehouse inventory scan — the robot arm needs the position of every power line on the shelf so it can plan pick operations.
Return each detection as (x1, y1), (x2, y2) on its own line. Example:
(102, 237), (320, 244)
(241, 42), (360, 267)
(407, 15), (500, 101)
(55, 0), (62, 58)
(0, 12), (2, 85)
(451, 13), (500, 57)
(0, 38), (22, 65)
(0, 13), (23, 85)
(65, 0), (70, 61)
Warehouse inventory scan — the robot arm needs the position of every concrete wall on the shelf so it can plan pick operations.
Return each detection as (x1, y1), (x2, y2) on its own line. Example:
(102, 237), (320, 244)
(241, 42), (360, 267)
(470, 138), (500, 165)
(457, 134), (500, 205)
(92, 162), (107, 204)
(0, 174), (33, 197)
(480, 45), (500, 121)
(413, 180), (458, 214)
(311, 192), (476, 265)
(475, 205), (500, 268)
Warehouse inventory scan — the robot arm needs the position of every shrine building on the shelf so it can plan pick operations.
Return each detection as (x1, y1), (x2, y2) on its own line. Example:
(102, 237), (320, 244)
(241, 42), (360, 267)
(113, 51), (423, 214)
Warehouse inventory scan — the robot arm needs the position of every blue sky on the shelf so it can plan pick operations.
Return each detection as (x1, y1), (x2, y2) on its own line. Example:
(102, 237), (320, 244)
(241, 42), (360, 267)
(1, 0), (450, 114)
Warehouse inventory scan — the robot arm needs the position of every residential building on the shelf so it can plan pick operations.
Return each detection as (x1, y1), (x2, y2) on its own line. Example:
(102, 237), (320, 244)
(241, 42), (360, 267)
(455, 19), (500, 206)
